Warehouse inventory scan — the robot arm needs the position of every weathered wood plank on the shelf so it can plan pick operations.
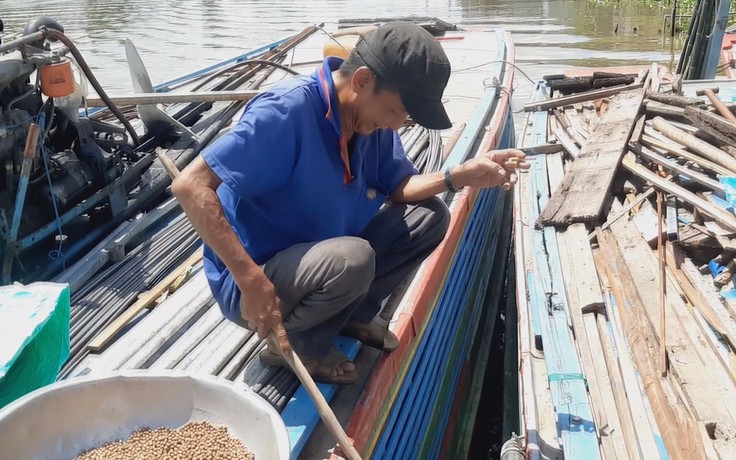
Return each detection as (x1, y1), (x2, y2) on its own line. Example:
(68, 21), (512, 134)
(607, 215), (736, 456)
(594, 230), (706, 460)
(622, 153), (736, 232)
(524, 83), (644, 112)
(549, 117), (581, 159)
(641, 130), (732, 177)
(652, 117), (736, 174)
(683, 106), (736, 148)
(537, 89), (645, 228)
(629, 143), (725, 193)
(558, 224), (640, 460)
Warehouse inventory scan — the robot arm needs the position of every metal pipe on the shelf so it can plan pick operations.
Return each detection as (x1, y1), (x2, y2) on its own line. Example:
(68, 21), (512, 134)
(149, 304), (223, 369)
(218, 331), (258, 380)
(0, 30), (45, 53)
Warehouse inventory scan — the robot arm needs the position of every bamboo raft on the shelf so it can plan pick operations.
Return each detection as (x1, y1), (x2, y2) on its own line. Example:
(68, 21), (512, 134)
(517, 66), (736, 459)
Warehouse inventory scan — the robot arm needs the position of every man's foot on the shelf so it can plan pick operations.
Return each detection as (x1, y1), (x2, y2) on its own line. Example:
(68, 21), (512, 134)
(259, 346), (359, 385)
(341, 318), (399, 353)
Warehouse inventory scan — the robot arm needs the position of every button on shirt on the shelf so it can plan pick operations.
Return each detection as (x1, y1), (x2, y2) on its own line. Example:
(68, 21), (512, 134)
(201, 56), (417, 305)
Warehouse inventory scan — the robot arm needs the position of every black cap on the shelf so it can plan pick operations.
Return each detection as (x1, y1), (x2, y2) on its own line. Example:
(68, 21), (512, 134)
(355, 22), (452, 130)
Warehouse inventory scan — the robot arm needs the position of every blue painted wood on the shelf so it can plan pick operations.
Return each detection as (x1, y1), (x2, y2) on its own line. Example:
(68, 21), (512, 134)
(280, 336), (361, 458)
(407, 191), (503, 457)
(378, 189), (495, 458)
(427, 199), (505, 457)
(525, 83), (598, 458)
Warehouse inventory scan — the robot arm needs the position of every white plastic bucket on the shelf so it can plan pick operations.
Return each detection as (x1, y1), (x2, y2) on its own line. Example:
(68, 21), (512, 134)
(0, 370), (290, 460)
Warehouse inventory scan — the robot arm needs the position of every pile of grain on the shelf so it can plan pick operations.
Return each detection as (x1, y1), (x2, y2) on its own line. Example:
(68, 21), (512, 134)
(73, 421), (255, 460)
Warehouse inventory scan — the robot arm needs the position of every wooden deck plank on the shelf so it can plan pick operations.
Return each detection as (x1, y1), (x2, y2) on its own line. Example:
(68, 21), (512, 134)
(607, 215), (736, 456)
(537, 89), (645, 228)
(593, 231), (707, 460)
(556, 225), (630, 460)
(528, 143), (600, 458)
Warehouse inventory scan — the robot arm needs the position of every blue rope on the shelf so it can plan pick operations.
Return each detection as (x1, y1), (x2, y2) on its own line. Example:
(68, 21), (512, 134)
(37, 113), (66, 268)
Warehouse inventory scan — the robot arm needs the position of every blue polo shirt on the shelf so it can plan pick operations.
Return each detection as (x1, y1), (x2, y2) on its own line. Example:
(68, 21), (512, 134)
(200, 57), (417, 309)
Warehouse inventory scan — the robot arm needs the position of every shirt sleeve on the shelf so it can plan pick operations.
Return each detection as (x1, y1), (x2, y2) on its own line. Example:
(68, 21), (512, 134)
(201, 91), (299, 200)
(377, 130), (419, 195)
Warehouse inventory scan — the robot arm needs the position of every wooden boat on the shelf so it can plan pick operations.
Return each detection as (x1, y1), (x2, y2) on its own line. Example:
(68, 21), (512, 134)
(721, 32), (736, 78)
(515, 66), (736, 459)
(50, 19), (517, 459)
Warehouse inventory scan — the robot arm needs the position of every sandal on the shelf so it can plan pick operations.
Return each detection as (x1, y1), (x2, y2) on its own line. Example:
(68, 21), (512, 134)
(341, 318), (399, 353)
(259, 347), (359, 385)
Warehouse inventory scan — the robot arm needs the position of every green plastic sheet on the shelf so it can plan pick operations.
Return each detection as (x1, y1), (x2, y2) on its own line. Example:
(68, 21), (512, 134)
(0, 282), (70, 409)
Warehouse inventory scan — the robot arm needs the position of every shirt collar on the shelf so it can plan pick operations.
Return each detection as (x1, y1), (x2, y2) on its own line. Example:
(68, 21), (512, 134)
(315, 56), (344, 136)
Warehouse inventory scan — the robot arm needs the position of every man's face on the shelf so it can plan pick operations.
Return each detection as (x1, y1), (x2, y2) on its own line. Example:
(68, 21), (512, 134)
(351, 68), (408, 135)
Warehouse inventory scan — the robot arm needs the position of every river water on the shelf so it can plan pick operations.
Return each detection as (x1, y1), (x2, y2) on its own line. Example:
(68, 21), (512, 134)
(2, 0), (681, 105)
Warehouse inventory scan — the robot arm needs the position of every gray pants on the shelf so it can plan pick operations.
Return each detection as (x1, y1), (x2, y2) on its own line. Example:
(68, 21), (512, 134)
(227, 197), (450, 357)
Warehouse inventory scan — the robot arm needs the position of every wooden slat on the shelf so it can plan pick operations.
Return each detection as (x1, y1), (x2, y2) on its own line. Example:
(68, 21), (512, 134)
(528, 147), (599, 458)
(523, 83), (644, 112)
(629, 143), (725, 193)
(537, 89), (645, 228)
(550, 117), (580, 159)
(641, 130), (732, 177)
(557, 225), (636, 460)
(546, 152), (565, 193)
(607, 215), (736, 456)
(594, 230), (706, 460)
(652, 117), (736, 174)
(622, 153), (736, 232)
(87, 248), (204, 352)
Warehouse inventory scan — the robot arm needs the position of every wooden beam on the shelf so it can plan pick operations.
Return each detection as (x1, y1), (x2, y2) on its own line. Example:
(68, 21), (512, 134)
(629, 143), (725, 193)
(549, 117), (580, 159)
(523, 83), (644, 112)
(645, 92), (706, 108)
(87, 248), (204, 352)
(683, 106), (736, 148)
(594, 230), (706, 460)
(651, 117), (736, 174)
(557, 225), (640, 460)
(537, 89), (645, 228)
(622, 153), (736, 232)
(606, 215), (736, 450)
(641, 131), (732, 176)
(85, 90), (259, 107)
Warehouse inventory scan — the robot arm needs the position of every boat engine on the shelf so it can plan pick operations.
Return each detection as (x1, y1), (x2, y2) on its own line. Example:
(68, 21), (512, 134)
(0, 16), (129, 236)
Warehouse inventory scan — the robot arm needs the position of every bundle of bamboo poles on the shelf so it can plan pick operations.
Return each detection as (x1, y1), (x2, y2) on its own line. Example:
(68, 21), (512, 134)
(517, 65), (736, 459)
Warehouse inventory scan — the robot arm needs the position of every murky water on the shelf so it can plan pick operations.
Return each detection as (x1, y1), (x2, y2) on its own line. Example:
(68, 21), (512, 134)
(2, 0), (679, 101)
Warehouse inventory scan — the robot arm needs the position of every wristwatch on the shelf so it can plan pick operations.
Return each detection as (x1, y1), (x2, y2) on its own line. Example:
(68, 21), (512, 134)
(444, 167), (463, 193)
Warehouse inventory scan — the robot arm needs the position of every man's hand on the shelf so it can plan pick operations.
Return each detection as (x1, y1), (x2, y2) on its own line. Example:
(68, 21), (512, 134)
(453, 148), (530, 191)
(239, 268), (292, 355)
